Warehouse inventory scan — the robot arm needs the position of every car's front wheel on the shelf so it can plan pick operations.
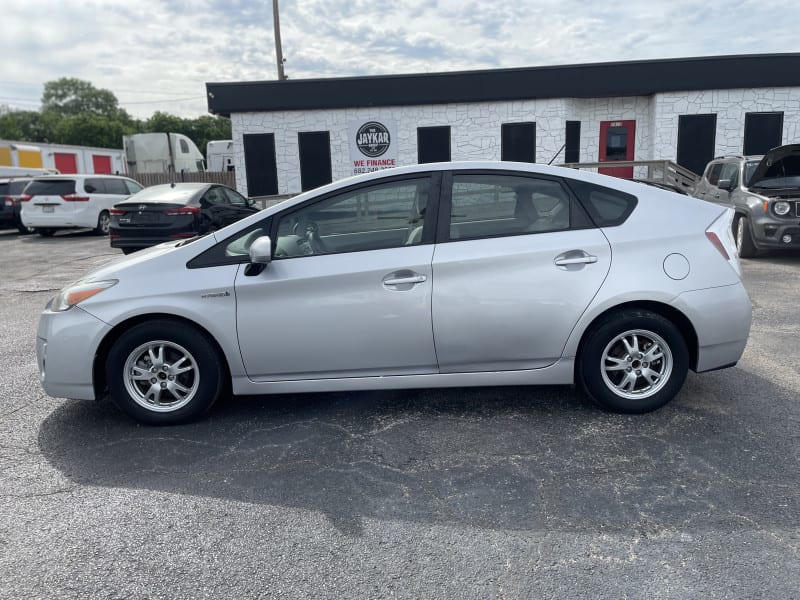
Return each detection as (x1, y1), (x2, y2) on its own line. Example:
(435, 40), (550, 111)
(734, 214), (758, 258)
(105, 320), (225, 424)
(578, 310), (689, 413)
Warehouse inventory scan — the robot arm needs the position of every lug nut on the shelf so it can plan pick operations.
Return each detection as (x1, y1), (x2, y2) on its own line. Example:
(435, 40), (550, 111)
(636, 370), (641, 376)
(626, 356), (632, 362)
(150, 378), (157, 384)
(626, 367), (632, 372)
(168, 375), (174, 381)
(150, 367), (157, 373)
(643, 362), (648, 368)
(161, 382), (167, 389)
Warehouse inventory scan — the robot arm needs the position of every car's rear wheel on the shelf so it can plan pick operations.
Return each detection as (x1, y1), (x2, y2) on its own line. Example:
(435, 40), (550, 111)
(578, 310), (689, 413)
(17, 223), (35, 234)
(95, 210), (110, 235)
(105, 320), (225, 424)
(734, 214), (758, 258)
(37, 228), (55, 237)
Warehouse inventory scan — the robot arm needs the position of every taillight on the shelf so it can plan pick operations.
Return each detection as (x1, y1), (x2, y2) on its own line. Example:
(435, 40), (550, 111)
(61, 194), (90, 202)
(163, 206), (200, 215)
(706, 208), (741, 276)
(3, 196), (14, 207)
(705, 232), (730, 260)
(19, 194), (32, 202)
(109, 208), (126, 215)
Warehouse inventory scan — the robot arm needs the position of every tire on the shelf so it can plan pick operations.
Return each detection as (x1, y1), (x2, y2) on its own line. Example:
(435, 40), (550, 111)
(95, 210), (110, 235)
(17, 223), (35, 235)
(578, 309), (689, 413)
(734, 215), (758, 259)
(105, 320), (225, 425)
(121, 247), (143, 255)
(37, 228), (55, 237)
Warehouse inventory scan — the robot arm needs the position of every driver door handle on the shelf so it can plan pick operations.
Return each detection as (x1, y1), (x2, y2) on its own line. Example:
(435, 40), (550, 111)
(554, 254), (598, 266)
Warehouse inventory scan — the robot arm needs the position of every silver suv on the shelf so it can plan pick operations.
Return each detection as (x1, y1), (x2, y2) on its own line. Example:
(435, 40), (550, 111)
(694, 145), (800, 257)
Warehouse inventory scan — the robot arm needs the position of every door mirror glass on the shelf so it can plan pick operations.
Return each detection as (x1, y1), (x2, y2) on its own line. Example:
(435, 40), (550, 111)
(718, 178), (733, 191)
(248, 235), (273, 264)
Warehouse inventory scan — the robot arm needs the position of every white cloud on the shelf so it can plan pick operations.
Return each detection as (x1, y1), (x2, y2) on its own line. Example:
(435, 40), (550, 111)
(0, 0), (798, 119)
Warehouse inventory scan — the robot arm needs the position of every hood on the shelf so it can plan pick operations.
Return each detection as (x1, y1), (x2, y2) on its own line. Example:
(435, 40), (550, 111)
(748, 144), (800, 187)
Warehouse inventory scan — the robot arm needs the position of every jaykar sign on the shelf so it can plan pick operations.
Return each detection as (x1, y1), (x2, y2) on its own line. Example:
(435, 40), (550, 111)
(348, 120), (398, 176)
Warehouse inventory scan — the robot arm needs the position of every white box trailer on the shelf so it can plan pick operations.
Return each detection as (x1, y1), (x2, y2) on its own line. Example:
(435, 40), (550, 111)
(123, 133), (205, 174)
(206, 140), (234, 172)
(1, 140), (125, 174)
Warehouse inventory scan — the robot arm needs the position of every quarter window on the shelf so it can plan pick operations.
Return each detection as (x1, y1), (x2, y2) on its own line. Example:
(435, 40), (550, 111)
(104, 178), (129, 194)
(274, 178), (430, 258)
(448, 174), (570, 240)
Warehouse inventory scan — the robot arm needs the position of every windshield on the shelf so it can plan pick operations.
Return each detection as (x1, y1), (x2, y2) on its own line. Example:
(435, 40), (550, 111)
(749, 155), (800, 189)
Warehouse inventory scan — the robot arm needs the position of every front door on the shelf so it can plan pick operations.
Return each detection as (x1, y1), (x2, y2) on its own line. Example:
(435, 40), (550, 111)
(235, 175), (438, 381)
(599, 120), (635, 178)
(432, 171), (611, 372)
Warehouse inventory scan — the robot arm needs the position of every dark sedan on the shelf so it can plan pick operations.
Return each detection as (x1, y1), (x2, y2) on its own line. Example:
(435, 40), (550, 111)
(109, 183), (258, 254)
(0, 177), (35, 234)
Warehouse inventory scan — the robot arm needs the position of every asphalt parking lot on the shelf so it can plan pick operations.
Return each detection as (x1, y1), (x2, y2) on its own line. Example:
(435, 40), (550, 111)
(0, 228), (798, 599)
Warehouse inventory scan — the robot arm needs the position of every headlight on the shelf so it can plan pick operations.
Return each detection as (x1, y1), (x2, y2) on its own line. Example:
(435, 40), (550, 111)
(51, 280), (117, 312)
(774, 201), (791, 216)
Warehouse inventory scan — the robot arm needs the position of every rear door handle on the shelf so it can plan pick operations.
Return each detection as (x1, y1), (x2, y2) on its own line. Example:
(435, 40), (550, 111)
(554, 254), (598, 266)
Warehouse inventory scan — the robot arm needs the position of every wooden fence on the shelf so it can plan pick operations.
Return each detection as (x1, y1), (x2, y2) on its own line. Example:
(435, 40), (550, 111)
(128, 171), (236, 189)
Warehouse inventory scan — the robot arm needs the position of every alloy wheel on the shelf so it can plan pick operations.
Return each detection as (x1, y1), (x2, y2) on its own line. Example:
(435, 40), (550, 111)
(122, 340), (200, 412)
(600, 329), (673, 400)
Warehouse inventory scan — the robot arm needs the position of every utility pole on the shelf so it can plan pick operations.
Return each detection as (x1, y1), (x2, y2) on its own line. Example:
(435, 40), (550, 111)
(272, 0), (287, 80)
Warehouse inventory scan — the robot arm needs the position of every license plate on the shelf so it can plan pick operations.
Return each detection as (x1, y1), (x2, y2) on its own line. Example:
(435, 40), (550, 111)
(42, 206), (54, 213)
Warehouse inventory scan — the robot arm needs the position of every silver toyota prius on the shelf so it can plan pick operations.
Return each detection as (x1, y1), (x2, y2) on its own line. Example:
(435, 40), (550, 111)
(36, 162), (752, 424)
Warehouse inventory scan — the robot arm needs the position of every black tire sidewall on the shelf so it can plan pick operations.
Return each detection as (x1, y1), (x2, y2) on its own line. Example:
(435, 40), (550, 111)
(579, 310), (689, 413)
(106, 320), (224, 425)
(735, 215), (758, 258)
(95, 211), (110, 236)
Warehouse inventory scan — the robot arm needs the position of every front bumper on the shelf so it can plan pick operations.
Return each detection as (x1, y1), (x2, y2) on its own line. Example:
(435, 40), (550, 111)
(750, 212), (800, 249)
(672, 281), (752, 372)
(37, 304), (111, 400)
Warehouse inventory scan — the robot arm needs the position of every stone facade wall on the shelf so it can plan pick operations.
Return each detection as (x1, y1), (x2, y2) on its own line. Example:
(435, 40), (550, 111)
(232, 87), (800, 196)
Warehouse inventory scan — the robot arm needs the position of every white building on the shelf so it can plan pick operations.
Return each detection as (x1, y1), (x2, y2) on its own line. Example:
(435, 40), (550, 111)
(206, 54), (800, 197)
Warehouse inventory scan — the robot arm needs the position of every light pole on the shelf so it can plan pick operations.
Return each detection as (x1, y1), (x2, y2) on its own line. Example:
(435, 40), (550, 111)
(272, 0), (287, 80)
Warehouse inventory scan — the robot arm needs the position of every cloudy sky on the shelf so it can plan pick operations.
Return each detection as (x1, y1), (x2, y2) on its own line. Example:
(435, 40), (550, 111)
(2, 0), (798, 119)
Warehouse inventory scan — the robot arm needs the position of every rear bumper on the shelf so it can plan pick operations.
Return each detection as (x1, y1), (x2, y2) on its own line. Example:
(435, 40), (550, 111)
(37, 305), (111, 400)
(22, 206), (97, 229)
(671, 282), (752, 372)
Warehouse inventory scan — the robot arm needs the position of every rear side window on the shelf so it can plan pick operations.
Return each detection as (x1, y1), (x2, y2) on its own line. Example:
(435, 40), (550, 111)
(0, 183), (8, 195)
(84, 178), (107, 194)
(104, 178), (129, 194)
(448, 173), (571, 240)
(26, 179), (76, 196)
(566, 179), (638, 227)
(125, 180), (143, 194)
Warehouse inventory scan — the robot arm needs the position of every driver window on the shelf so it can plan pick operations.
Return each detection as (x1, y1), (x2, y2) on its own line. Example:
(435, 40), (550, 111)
(274, 178), (430, 258)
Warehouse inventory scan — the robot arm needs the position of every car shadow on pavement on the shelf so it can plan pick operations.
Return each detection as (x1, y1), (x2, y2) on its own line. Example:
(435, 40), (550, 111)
(38, 369), (798, 536)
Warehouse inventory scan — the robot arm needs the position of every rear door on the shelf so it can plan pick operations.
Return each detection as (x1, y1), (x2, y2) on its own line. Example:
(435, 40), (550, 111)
(431, 170), (611, 372)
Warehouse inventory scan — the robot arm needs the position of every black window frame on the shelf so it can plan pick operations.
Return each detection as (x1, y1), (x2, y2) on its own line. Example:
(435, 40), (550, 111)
(104, 178), (130, 195)
(298, 130), (333, 192)
(188, 172), (442, 269)
(501, 122), (536, 163)
(417, 126), (451, 164)
(435, 169), (595, 244)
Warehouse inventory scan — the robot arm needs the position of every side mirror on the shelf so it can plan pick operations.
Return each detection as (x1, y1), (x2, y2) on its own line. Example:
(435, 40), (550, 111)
(248, 235), (272, 265)
(718, 178), (734, 191)
(246, 198), (256, 207)
(245, 235), (272, 276)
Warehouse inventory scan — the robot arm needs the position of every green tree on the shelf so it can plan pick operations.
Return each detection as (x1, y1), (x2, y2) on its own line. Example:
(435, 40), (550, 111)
(41, 77), (129, 120)
(54, 114), (135, 149)
(0, 110), (58, 142)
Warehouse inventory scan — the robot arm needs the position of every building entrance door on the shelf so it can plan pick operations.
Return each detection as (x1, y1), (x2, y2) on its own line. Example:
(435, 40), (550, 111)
(599, 120), (635, 178)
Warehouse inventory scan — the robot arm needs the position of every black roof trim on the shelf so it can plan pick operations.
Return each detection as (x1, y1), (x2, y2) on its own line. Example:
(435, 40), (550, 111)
(206, 54), (800, 116)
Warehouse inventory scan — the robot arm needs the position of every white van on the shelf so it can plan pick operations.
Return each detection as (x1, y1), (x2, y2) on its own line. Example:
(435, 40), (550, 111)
(20, 175), (143, 236)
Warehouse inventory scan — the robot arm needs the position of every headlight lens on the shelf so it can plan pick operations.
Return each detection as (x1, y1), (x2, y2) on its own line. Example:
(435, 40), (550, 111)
(774, 201), (791, 216)
(51, 280), (117, 312)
